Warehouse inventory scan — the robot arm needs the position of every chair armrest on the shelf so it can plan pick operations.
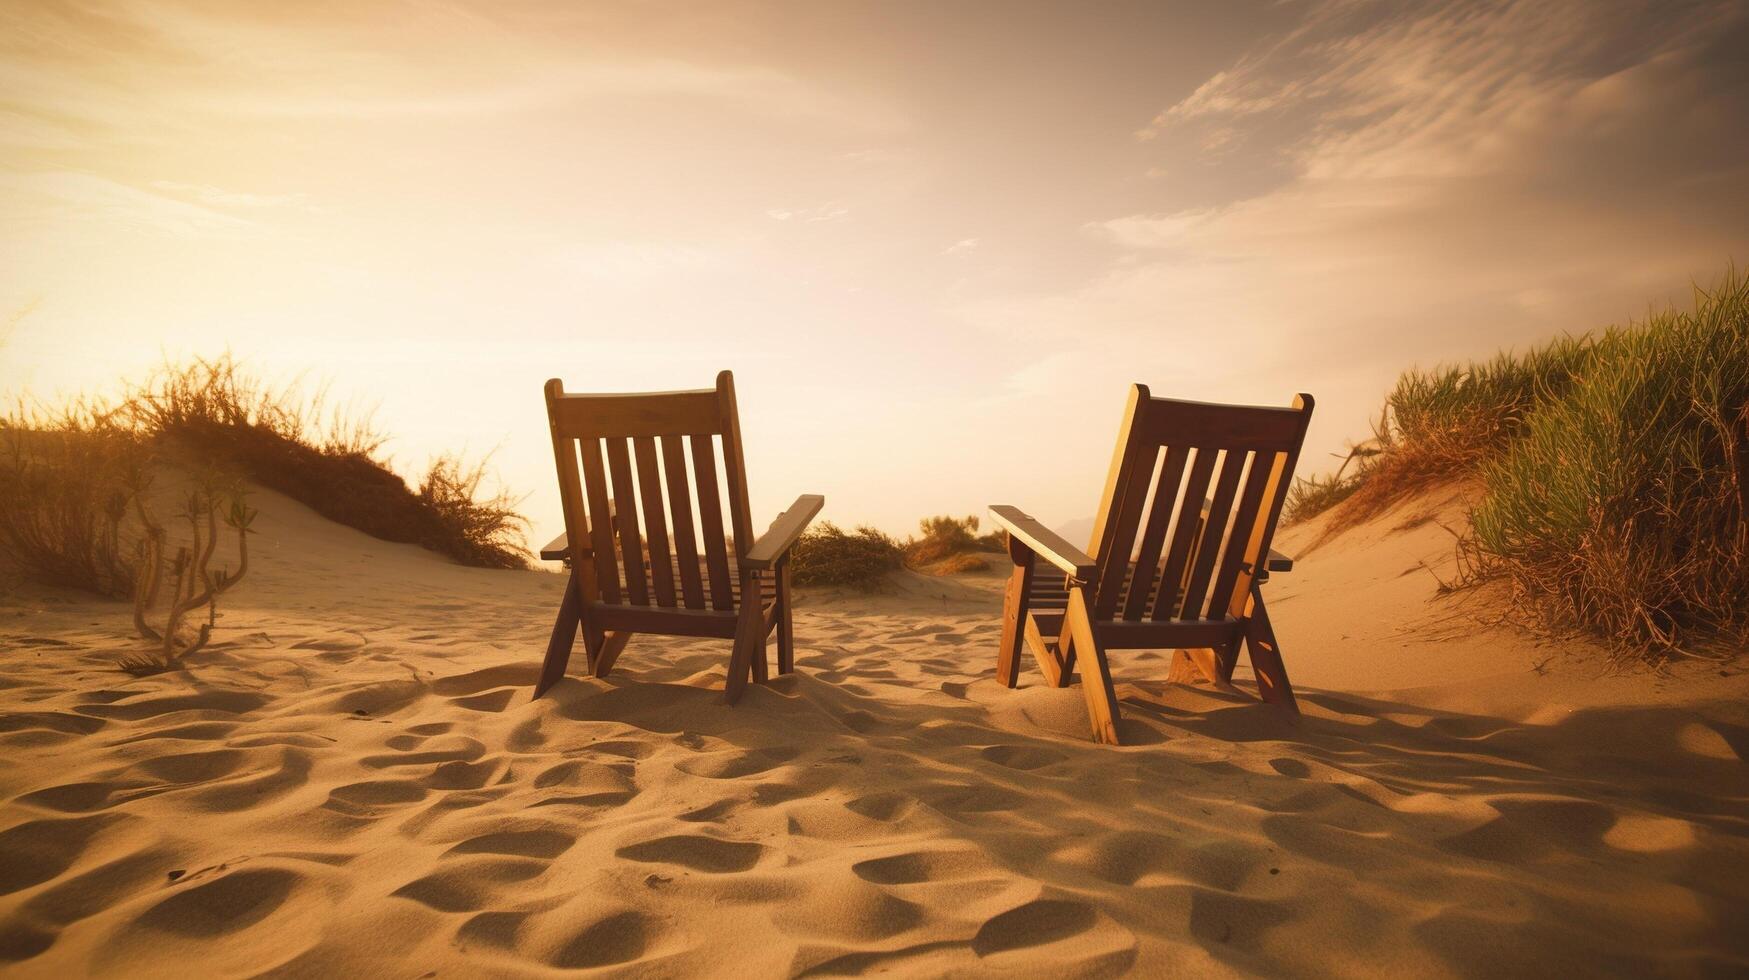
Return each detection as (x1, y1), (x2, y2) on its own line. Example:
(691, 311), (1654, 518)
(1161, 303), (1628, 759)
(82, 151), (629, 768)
(988, 505), (1096, 580)
(540, 532), (573, 562)
(1266, 548), (1293, 573)
(743, 494), (825, 570)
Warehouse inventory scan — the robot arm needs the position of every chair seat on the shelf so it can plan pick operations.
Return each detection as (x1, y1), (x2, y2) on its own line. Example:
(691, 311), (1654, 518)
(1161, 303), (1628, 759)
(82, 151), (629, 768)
(1024, 552), (1288, 613)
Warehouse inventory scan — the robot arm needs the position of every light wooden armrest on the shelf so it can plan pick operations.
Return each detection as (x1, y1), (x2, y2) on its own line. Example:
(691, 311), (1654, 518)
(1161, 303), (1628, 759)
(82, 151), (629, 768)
(743, 494), (825, 570)
(542, 532), (570, 563)
(988, 505), (1096, 580)
(542, 499), (621, 563)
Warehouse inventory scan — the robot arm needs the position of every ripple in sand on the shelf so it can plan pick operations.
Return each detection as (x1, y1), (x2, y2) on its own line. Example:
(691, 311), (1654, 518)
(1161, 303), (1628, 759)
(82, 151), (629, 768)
(137, 868), (298, 937)
(851, 848), (995, 885)
(0, 814), (128, 896)
(446, 828), (576, 859)
(549, 910), (653, 970)
(616, 835), (765, 873)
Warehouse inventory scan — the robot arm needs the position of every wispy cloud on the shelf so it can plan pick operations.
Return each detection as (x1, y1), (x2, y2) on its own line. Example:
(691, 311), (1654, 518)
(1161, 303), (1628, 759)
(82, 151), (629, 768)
(982, 0), (1749, 467)
(0, 172), (258, 236)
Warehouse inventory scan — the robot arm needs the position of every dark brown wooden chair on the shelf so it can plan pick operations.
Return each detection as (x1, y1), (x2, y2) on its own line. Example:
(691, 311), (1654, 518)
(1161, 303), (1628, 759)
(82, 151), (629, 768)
(989, 385), (1313, 744)
(533, 371), (823, 702)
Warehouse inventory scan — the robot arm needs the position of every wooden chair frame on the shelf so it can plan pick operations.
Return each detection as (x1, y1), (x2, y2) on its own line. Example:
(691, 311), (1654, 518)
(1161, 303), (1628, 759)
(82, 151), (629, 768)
(533, 371), (823, 703)
(989, 385), (1313, 744)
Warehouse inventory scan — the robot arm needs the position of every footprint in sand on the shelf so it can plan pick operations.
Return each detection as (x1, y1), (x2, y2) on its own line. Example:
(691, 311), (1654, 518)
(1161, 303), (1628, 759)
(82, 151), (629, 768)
(675, 746), (799, 779)
(548, 910), (654, 970)
(74, 690), (269, 722)
(844, 792), (915, 822)
(392, 858), (548, 912)
(851, 847), (995, 885)
(0, 814), (129, 896)
(585, 739), (658, 759)
(321, 778), (428, 816)
(979, 744), (1068, 771)
(135, 867), (298, 937)
(615, 835), (765, 873)
(446, 828), (577, 860)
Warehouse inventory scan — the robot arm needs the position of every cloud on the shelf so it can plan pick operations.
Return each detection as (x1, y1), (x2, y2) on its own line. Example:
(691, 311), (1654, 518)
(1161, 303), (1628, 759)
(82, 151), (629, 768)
(978, 0), (1749, 470)
(0, 172), (257, 236)
(766, 204), (850, 223)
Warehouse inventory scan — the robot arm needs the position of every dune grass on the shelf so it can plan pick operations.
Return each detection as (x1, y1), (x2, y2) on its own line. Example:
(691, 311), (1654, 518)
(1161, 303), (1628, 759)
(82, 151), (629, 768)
(789, 514), (1006, 589)
(789, 522), (905, 588)
(0, 355), (530, 598)
(1298, 267), (1748, 658)
(0, 406), (145, 598)
(904, 515), (1003, 568)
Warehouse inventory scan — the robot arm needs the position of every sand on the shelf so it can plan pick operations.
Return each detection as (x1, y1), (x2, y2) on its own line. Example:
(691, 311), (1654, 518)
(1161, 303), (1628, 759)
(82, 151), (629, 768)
(1, 482), (1746, 977)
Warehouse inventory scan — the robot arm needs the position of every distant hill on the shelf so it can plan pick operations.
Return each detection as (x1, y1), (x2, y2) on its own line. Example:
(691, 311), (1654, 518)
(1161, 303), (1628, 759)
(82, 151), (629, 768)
(1054, 516), (1094, 548)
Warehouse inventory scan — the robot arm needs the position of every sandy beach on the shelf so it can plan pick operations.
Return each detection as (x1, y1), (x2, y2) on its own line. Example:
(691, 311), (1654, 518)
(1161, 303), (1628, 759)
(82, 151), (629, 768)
(1, 482), (1745, 977)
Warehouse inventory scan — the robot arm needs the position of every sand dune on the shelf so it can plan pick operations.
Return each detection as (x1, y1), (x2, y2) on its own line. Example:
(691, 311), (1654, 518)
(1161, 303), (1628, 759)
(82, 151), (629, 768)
(1, 484), (1746, 976)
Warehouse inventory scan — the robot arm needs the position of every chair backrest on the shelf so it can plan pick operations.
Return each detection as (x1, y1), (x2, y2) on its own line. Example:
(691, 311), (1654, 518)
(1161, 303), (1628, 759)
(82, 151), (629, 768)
(545, 371), (753, 612)
(1084, 386), (1313, 624)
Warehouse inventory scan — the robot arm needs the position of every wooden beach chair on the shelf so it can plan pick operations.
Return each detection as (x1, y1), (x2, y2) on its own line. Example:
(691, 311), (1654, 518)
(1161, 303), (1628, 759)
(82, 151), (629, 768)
(989, 385), (1313, 744)
(533, 371), (824, 702)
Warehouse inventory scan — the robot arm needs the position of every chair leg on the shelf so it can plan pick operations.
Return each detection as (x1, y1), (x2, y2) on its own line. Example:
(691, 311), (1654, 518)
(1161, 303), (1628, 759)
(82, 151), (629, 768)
(996, 546), (1034, 688)
(1066, 587), (1122, 745)
(775, 557), (796, 674)
(1168, 647), (1224, 686)
(592, 631), (632, 678)
(533, 568), (583, 699)
(724, 571), (765, 704)
(1243, 592), (1299, 714)
(1024, 616), (1066, 687)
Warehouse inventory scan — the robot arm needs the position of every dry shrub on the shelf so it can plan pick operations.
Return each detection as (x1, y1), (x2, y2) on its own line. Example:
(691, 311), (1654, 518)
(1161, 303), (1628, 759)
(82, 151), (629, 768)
(417, 455), (531, 569)
(0, 407), (145, 598)
(789, 522), (903, 589)
(125, 356), (529, 569)
(0, 355), (531, 592)
(906, 515), (981, 566)
(934, 552), (990, 574)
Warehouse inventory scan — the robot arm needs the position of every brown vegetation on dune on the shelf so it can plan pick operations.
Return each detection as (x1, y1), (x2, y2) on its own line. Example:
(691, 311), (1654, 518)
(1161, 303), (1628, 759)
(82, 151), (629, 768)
(788, 522), (904, 588)
(0, 356), (531, 605)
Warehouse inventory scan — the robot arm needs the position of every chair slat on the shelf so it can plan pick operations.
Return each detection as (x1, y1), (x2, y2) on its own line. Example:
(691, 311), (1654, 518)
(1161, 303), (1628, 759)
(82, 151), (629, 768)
(1093, 443), (1158, 618)
(604, 438), (649, 605)
(577, 438), (621, 604)
(1181, 450), (1247, 618)
(1123, 444), (1190, 621)
(1151, 447), (1216, 620)
(663, 436), (705, 609)
(549, 435), (593, 600)
(1207, 449), (1278, 619)
(633, 436), (676, 607)
(692, 434), (734, 610)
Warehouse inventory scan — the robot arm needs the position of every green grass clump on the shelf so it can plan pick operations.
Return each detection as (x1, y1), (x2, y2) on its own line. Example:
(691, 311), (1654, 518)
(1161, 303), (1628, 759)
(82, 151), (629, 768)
(1307, 266), (1748, 658)
(789, 522), (904, 588)
(1470, 274), (1748, 655)
(1282, 461), (1368, 525)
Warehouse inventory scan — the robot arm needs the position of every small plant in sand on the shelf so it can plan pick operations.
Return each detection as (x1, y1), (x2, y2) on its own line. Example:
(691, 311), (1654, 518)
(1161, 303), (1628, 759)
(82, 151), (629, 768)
(904, 515), (1002, 573)
(123, 473), (256, 675)
(0, 406), (145, 598)
(789, 521), (904, 588)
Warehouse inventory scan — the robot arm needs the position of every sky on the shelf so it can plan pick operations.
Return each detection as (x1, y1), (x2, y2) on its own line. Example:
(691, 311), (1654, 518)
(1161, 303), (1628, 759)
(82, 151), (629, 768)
(4, 0), (1748, 553)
